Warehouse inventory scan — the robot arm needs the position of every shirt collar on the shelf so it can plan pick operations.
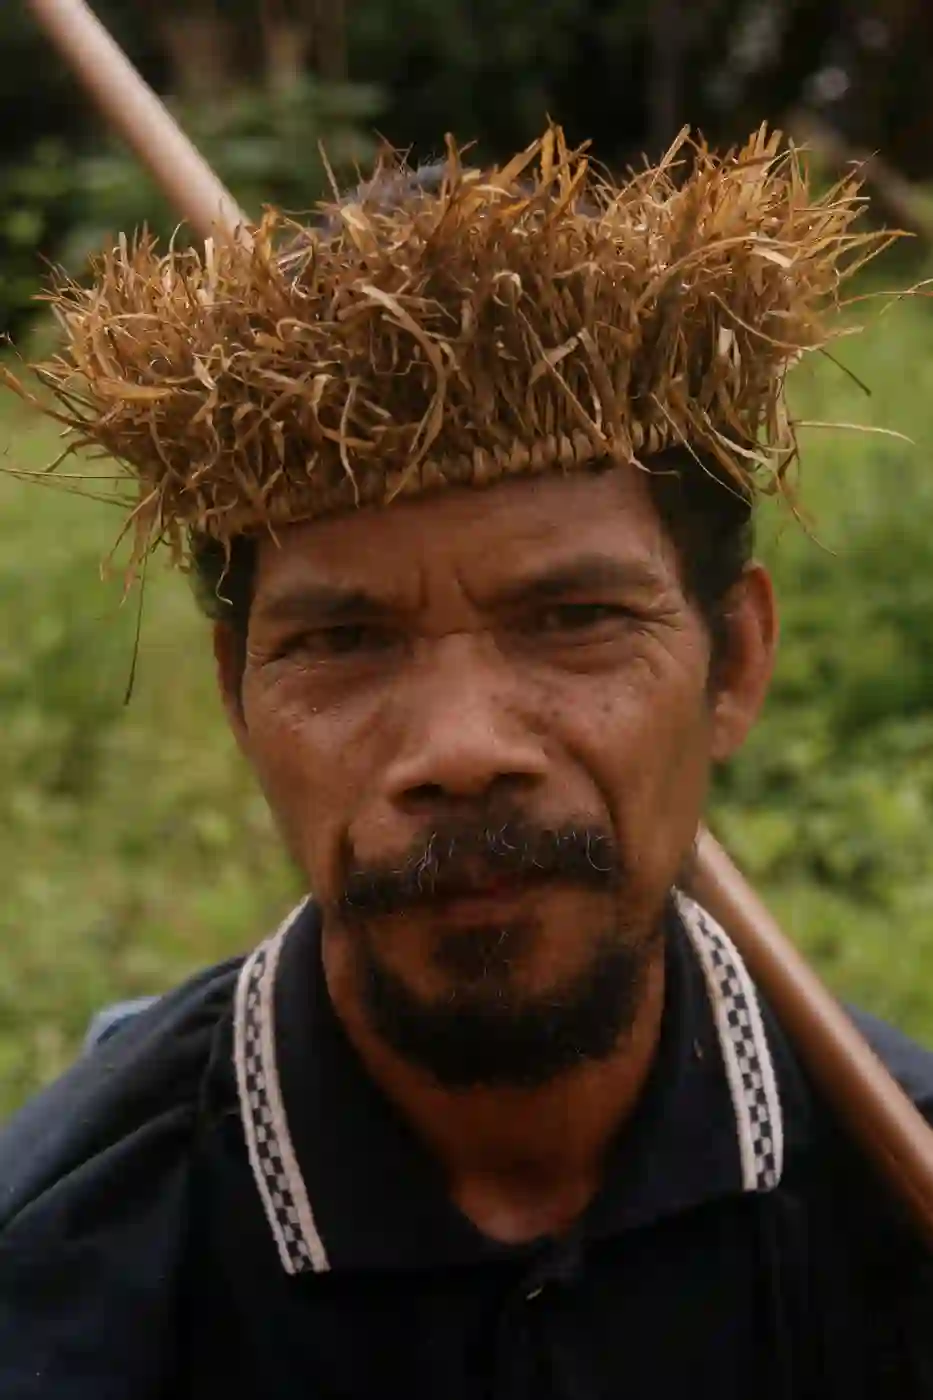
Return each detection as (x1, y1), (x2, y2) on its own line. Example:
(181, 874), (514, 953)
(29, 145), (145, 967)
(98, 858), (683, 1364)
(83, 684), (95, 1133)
(233, 892), (789, 1276)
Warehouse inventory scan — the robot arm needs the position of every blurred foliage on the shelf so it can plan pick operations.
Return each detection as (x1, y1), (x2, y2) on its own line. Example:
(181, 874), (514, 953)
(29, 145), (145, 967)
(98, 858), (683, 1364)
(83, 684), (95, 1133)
(0, 77), (380, 334)
(345, 0), (590, 153)
(0, 399), (301, 1109)
(3, 0), (933, 336)
(2, 273), (933, 1114)
(0, 140), (81, 338)
(710, 274), (933, 1034)
(59, 78), (380, 270)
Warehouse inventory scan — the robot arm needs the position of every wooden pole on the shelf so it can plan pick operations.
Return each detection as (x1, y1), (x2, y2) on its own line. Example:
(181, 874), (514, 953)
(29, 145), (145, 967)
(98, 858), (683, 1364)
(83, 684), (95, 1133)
(25, 0), (933, 1251)
(25, 0), (251, 244)
(692, 830), (933, 1247)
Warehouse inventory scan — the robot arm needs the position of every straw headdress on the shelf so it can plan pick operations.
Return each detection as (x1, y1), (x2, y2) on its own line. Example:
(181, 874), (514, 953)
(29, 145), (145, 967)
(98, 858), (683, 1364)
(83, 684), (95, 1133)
(3, 123), (888, 568)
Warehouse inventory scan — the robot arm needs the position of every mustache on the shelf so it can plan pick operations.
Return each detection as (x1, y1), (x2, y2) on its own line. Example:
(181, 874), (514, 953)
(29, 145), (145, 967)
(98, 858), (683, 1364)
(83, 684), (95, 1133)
(336, 819), (623, 919)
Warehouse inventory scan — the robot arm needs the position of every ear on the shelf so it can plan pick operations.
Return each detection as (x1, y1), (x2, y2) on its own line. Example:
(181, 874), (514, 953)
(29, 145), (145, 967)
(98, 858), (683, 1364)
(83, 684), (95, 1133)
(708, 562), (777, 762)
(214, 622), (250, 753)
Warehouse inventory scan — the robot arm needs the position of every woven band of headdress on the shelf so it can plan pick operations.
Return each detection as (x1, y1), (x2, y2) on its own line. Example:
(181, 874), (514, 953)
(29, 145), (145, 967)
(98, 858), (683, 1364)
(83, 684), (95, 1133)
(3, 123), (890, 569)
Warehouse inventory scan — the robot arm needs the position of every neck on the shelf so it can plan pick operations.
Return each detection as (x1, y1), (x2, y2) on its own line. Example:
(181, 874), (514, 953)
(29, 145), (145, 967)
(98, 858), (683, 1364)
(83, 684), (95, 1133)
(324, 943), (666, 1245)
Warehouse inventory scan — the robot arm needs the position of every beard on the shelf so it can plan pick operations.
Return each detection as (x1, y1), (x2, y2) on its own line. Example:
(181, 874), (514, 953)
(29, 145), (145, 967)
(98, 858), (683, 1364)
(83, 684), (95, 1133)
(329, 814), (664, 1091)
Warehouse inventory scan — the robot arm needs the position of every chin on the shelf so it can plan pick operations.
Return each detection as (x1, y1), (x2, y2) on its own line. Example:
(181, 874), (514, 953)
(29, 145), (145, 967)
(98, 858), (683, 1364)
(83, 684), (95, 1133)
(359, 915), (655, 1091)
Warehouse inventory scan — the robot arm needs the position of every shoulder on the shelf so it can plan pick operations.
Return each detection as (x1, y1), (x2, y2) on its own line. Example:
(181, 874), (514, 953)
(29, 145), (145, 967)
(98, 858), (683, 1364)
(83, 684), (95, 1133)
(770, 998), (933, 1272)
(838, 1010), (933, 1392)
(846, 1006), (933, 1121)
(0, 956), (243, 1231)
(766, 999), (933, 1182)
(0, 958), (245, 1398)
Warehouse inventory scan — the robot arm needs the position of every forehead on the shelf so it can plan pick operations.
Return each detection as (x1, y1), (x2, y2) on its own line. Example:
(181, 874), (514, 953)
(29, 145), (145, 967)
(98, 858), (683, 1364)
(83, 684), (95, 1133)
(252, 465), (679, 603)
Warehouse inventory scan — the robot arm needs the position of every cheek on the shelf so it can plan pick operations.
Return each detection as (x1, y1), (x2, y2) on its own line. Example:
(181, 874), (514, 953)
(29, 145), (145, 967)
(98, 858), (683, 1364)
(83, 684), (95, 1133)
(239, 678), (374, 893)
(552, 668), (712, 884)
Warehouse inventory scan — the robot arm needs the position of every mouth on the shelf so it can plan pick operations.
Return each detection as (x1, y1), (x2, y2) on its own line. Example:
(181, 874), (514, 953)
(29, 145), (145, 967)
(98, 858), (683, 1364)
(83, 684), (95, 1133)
(427, 875), (557, 924)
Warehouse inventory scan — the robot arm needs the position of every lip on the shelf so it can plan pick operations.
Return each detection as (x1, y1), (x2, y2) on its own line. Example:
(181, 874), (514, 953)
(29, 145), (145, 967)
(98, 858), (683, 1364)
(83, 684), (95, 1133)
(429, 880), (541, 923)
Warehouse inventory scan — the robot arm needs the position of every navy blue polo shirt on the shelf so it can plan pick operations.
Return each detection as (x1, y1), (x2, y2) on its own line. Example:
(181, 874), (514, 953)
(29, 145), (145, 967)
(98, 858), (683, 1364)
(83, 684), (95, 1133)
(1, 896), (932, 1399)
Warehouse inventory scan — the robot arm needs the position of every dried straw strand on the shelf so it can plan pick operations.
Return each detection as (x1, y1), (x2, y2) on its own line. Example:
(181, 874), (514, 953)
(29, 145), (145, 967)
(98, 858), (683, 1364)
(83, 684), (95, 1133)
(1, 123), (896, 569)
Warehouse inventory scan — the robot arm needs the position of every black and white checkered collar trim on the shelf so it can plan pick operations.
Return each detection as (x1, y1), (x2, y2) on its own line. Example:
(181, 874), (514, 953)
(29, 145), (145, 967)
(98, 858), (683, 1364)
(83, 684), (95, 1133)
(234, 899), (328, 1275)
(233, 892), (784, 1276)
(673, 891), (784, 1194)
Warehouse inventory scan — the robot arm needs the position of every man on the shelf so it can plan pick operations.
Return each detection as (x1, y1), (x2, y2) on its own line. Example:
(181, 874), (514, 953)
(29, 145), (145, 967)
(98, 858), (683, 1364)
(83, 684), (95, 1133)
(0, 127), (931, 1398)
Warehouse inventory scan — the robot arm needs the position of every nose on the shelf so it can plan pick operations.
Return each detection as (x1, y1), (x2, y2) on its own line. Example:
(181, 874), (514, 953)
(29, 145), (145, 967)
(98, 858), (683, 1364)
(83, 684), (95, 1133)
(384, 633), (549, 809)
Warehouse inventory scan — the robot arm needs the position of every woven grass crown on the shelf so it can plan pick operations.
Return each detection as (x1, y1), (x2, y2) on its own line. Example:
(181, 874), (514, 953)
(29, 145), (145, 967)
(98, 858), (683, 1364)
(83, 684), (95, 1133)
(10, 124), (886, 562)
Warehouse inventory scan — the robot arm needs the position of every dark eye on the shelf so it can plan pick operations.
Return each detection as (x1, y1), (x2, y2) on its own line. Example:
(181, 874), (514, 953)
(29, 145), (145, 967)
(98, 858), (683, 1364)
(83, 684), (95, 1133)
(284, 623), (394, 660)
(536, 603), (629, 634)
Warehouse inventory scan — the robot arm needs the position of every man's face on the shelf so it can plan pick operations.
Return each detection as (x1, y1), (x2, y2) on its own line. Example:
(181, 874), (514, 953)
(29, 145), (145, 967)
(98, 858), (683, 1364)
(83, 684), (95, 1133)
(220, 466), (774, 1087)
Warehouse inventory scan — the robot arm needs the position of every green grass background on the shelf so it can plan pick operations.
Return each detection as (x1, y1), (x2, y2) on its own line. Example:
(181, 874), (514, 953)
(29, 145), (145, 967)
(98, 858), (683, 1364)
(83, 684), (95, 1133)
(2, 273), (933, 1116)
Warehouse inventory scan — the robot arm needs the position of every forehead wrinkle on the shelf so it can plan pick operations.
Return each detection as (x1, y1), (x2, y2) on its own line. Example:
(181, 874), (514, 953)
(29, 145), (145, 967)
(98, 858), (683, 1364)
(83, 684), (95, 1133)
(253, 465), (679, 625)
(253, 554), (427, 626)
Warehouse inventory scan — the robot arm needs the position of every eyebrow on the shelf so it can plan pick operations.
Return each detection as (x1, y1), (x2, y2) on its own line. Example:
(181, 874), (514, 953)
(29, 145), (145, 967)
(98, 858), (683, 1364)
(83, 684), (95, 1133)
(252, 583), (393, 627)
(491, 553), (666, 607)
(253, 553), (666, 628)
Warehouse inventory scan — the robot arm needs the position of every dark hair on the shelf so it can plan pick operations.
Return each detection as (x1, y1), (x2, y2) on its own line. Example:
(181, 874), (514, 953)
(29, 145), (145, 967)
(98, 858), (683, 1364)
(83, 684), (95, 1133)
(646, 455), (754, 671)
(191, 162), (754, 676)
